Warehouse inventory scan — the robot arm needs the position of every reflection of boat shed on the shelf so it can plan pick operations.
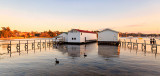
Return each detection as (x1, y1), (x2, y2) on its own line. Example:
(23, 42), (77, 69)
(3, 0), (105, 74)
(66, 45), (86, 57)
(98, 45), (120, 58)
(98, 29), (120, 45)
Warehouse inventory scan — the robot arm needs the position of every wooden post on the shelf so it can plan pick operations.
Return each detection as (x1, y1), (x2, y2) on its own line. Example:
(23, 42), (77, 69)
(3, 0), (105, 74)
(10, 41), (11, 53)
(52, 39), (54, 47)
(42, 42), (45, 48)
(55, 38), (56, 46)
(16, 44), (19, 52)
(32, 43), (34, 50)
(136, 39), (138, 49)
(151, 44), (153, 51)
(130, 39), (132, 48)
(49, 39), (50, 49)
(19, 40), (21, 55)
(40, 40), (41, 51)
(32, 40), (35, 50)
(34, 40), (35, 51)
(45, 40), (46, 50)
(27, 40), (28, 53)
(124, 39), (126, 47)
(16, 40), (20, 52)
(16, 41), (20, 52)
(19, 40), (20, 52)
(144, 40), (146, 50)
(25, 40), (28, 51)
(7, 41), (11, 53)
(156, 44), (157, 51)
(9, 41), (11, 57)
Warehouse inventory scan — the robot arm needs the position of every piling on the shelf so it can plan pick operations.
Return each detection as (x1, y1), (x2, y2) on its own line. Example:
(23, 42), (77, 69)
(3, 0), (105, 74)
(7, 41), (11, 53)
(45, 40), (46, 50)
(151, 44), (157, 51)
(142, 40), (146, 51)
(40, 40), (41, 51)
(133, 39), (138, 49)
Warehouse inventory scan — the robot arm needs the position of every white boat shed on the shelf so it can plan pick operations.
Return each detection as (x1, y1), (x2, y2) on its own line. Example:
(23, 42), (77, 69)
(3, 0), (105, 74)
(57, 32), (68, 42)
(67, 29), (97, 44)
(98, 28), (120, 45)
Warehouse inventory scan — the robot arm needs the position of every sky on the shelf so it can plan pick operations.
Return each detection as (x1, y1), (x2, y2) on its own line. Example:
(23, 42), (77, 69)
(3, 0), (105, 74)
(0, 0), (160, 33)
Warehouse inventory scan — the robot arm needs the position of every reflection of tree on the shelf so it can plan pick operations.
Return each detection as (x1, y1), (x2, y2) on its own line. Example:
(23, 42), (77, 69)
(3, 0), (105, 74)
(98, 45), (120, 58)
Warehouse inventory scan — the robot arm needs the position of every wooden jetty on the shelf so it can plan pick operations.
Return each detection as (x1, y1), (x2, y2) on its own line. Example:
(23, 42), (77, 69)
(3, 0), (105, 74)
(120, 39), (159, 51)
(0, 38), (64, 57)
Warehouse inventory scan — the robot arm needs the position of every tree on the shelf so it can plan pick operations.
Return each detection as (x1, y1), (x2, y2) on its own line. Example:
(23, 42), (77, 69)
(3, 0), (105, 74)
(1, 27), (12, 38)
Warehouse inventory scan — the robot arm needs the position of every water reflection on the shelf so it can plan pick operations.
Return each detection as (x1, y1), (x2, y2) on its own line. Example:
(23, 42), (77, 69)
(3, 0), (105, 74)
(98, 45), (120, 58)
(0, 42), (160, 76)
(56, 45), (87, 57)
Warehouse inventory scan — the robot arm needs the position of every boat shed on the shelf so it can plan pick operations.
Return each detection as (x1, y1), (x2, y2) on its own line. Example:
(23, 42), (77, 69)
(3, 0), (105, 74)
(57, 32), (68, 42)
(67, 29), (97, 44)
(98, 28), (120, 45)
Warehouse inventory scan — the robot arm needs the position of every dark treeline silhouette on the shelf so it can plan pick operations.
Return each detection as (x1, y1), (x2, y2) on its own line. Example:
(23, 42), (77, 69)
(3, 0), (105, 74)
(0, 27), (61, 38)
(119, 32), (160, 37)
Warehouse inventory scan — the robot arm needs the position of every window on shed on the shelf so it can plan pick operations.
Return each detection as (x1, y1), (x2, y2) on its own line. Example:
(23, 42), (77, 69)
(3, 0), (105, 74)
(74, 38), (76, 40)
(72, 38), (74, 40)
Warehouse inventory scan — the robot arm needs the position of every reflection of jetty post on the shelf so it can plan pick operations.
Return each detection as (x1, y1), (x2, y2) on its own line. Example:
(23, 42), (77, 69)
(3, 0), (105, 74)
(121, 39), (159, 52)
(25, 40), (28, 51)
(32, 40), (35, 50)
(40, 40), (41, 51)
(2, 38), (64, 56)
(122, 39), (126, 46)
(49, 39), (50, 49)
(7, 41), (11, 53)
(133, 39), (138, 49)
(142, 40), (146, 51)
(47, 39), (50, 48)
(151, 44), (157, 51)
(45, 40), (46, 50)
(127, 39), (132, 48)
(16, 40), (20, 52)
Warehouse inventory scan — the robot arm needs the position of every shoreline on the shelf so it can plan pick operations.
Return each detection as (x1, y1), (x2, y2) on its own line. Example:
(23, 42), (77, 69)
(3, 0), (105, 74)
(0, 37), (52, 40)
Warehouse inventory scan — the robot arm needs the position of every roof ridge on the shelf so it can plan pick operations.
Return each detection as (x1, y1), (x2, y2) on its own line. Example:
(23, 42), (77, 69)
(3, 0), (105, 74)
(73, 29), (96, 34)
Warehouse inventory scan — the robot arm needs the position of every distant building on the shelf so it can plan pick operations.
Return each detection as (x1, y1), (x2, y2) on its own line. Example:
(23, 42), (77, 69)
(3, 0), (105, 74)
(57, 32), (68, 42)
(67, 29), (97, 44)
(98, 28), (120, 45)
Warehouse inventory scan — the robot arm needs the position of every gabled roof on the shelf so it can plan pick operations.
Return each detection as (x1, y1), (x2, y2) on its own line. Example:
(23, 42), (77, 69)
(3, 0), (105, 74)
(71, 29), (96, 34)
(99, 28), (119, 33)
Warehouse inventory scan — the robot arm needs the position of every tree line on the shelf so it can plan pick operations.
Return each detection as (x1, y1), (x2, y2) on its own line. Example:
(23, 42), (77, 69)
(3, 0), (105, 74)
(0, 27), (61, 38)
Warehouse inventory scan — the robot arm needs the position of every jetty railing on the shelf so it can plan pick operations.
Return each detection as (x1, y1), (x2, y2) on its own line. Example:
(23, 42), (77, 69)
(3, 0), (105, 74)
(120, 38), (160, 52)
(0, 38), (64, 57)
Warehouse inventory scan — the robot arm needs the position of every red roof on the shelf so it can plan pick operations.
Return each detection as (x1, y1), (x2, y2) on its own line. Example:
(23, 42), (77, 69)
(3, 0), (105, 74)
(74, 29), (96, 34)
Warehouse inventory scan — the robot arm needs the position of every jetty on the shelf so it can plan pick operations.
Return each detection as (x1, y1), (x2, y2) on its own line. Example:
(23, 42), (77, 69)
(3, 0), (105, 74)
(120, 39), (159, 51)
(0, 38), (64, 57)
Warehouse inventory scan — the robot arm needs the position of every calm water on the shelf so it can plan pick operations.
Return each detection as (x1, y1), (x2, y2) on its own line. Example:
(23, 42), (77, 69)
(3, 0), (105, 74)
(0, 38), (160, 76)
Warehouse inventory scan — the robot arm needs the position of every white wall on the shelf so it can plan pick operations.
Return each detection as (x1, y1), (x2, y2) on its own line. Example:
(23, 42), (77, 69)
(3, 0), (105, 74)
(68, 32), (80, 43)
(80, 32), (97, 42)
(59, 33), (68, 42)
(98, 30), (119, 41)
